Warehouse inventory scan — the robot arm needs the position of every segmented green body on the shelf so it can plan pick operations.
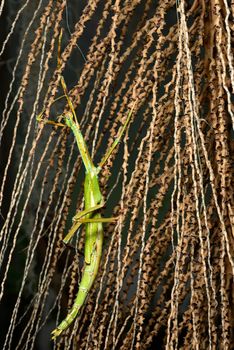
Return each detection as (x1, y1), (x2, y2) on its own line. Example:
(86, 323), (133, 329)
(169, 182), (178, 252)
(51, 116), (104, 339)
(51, 173), (103, 338)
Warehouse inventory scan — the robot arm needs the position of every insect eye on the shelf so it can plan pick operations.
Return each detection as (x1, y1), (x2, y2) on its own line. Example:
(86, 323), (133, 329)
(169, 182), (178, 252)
(67, 112), (73, 120)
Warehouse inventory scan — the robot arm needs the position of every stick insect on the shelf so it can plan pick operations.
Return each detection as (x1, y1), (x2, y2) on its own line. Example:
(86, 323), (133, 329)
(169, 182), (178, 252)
(37, 32), (136, 340)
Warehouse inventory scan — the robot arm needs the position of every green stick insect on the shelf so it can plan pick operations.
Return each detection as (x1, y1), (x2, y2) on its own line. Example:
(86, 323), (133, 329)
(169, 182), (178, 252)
(37, 32), (136, 339)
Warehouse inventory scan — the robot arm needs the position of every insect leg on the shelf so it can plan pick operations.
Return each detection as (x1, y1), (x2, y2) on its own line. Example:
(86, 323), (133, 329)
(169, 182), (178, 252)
(63, 203), (113, 244)
(72, 202), (104, 223)
(78, 217), (118, 223)
(97, 100), (136, 170)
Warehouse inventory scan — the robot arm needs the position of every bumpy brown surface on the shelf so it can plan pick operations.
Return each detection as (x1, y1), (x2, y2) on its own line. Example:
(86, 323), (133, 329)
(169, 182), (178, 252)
(0, 1), (233, 349)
